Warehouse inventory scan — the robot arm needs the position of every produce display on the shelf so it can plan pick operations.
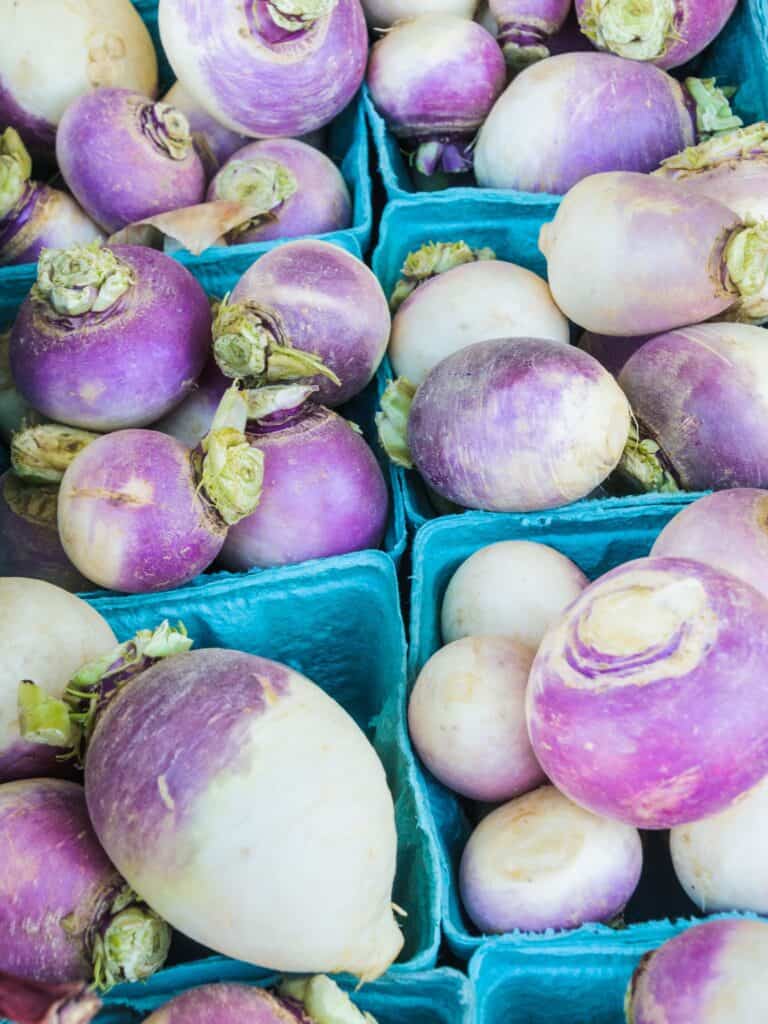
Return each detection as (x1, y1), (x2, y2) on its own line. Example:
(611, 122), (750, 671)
(3, 0), (768, 1021)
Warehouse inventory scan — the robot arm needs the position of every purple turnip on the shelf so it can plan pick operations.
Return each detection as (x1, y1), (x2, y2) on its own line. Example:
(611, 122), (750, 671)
(378, 338), (631, 512)
(527, 555), (768, 828)
(56, 88), (206, 234)
(9, 243), (211, 431)
(0, 778), (170, 987)
(459, 786), (642, 933)
(408, 635), (545, 801)
(0, 0), (157, 159)
(0, 129), (103, 267)
(575, 0), (738, 69)
(367, 15), (506, 175)
(57, 387), (264, 594)
(618, 323), (768, 492)
(219, 385), (388, 570)
(206, 139), (351, 245)
(441, 540), (588, 648)
(158, 0), (368, 139)
(489, 0), (571, 68)
(539, 172), (768, 332)
(626, 919), (768, 1022)
(220, 240), (390, 406)
(475, 56), (741, 193)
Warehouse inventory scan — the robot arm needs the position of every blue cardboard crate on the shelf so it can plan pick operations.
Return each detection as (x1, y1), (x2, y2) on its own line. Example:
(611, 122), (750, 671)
(366, 0), (768, 204)
(20, 550), (441, 1012)
(406, 498), (751, 960)
(0, 234), (406, 574)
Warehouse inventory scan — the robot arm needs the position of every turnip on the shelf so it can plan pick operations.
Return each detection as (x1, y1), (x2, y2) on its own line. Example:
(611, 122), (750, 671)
(0, 0), (157, 159)
(56, 88), (206, 234)
(389, 254), (569, 386)
(57, 387), (264, 594)
(363, 0), (479, 28)
(162, 81), (249, 179)
(408, 635), (544, 801)
(0, 973), (100, 1024)
(489, 0), (571, 68)
(578, 331), (652, 377)
(0, 129), (103, 267)
(367, 15), (506, 175)
(618, 323), (768, 492)
(219, 385), (388, 570)
(441, 541), (589, 648)
(220, 240), (390, 406)
(625, 919), (768, 1023)
(52, 647), (404, 979)
(527, 556), (768, 828)
(207, 139), (351, 245)
(459, 786), (642, 933)
(0, 778), (170, 988)
(153, 357), (229, 450)
(654, 121), (768, 222)
(158, 0), (367, 139)
(539, 172), (768, 333)
(670, 776), (768, 914)
(475, 56), (740, 193)
(9, 243), (211, 431)
(0, 577), (115, 781)
(575, 0), (738, 69)
(389, 241), (496, 312)
(378, 338), (631, 512)
(652, 490), (768, 600)
(142, 975), (375, 1024)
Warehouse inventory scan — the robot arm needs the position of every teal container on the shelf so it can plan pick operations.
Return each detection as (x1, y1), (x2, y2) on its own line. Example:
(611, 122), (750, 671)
(407, 498), (743, 960)
(366, 0), (768, 204)
(66, 550), (440, 1003)
(372, 198), (706, 531)
(0, 235), (406, 574)
(95, 967), (473, 1024)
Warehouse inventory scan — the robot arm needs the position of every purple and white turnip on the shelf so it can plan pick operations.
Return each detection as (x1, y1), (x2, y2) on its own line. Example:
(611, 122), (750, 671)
(0, 129), (103, 267)
(475, 55), (741, 193)
(388, 249), (569, 385)
(57, 387), (264, 593)
(378, 338), (631, 512)
(158, 0), (368, 139)
(460, 786), (642, 933)
(527, 556), (768, 828)
(389, 241), (495, 312)
(9, 243), (211, 431)
(575, 0), (738, 69)
(0, 577), (115, 780)
(0, 778), (170, 987)
(408, 635), (544, 801)
(219, 240), (390, 407)
(219, 385), (388, 570)
(0, 0), (158, 159)
(207, 139), (351, 245)
(441, 540), (588, 648)
(56, 88), (206, 234)
(539, 172), (768, 332)
(618, 323), (768, 492)
(626, 919), (768, 1022)
(367, 15), (506, 175)
(489, 0), (571, 68)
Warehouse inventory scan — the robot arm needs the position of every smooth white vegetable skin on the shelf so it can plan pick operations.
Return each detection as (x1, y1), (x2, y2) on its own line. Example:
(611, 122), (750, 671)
(460, 785), (642, 933)
(389, 260), (569, 386)
(362, 0), (479, 27)
(408, 636), (545, 801)
(0, 0), (157, 138)
(442, 541), (588, 648)
(0, 578), (116, 779)
(671, 776), (768, 914)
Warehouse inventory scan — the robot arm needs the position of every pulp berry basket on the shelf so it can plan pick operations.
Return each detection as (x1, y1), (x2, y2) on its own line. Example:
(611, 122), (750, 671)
(406, 499), (763, 961)
(0, 233), (407, 576)
(73, 549), (441, 1000)
(366, 0), (768, 204)
(96, 966), (473, 1024)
